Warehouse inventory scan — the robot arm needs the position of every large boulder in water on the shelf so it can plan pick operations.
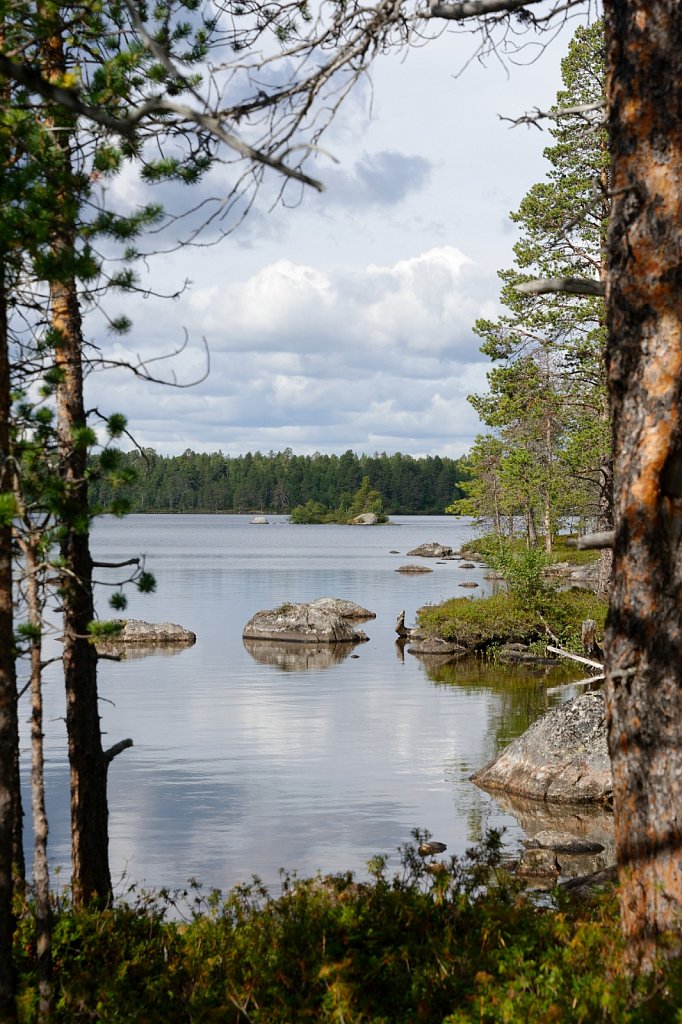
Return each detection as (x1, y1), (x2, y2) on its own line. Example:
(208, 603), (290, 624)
(471, 691), (612, 804)
(243, 599), (371, 644)
(102, 619), (196, 644)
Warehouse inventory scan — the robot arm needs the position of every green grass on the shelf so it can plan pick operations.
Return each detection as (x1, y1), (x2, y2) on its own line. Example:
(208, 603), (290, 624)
(417, 589), (607, 652)
(14, 832), (682, 1023)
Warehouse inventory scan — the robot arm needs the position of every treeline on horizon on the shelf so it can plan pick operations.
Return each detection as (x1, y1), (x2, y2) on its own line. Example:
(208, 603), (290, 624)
(89, 447), (468, 515)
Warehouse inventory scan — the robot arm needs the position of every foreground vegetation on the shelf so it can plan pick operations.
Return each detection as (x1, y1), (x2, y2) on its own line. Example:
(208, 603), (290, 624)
(13, 833), (682, 1023)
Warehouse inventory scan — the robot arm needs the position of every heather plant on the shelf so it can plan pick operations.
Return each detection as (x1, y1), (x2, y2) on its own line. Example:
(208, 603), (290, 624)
(14, 831), (682, 1023)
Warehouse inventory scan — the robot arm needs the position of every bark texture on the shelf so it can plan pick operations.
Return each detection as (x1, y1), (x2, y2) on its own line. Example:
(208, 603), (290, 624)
(0, 266), (18, 1023)
(42, 18), (111, 904)
(604, 0), (682, 968)
(53, 273), (112, 905)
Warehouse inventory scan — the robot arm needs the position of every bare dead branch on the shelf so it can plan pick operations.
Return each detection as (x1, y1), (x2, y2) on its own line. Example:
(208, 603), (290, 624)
(91, 558), (141, 569)
(424, 0), (546, 19)
(104, 738), (134, 766)
(515, 277), (605, 297)
(546, 645), (603, 670)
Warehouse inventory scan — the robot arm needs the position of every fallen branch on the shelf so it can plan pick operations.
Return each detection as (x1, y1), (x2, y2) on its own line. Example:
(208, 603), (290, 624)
(546, 645), (602, 670)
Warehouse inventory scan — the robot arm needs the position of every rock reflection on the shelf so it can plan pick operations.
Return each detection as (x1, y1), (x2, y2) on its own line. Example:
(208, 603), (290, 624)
(487, 790), (616, 880)
(97, 642), (195, 661)
(243, 638), (363, 672)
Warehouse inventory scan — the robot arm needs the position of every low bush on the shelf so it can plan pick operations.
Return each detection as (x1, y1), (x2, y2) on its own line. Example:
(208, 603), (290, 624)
(14, 831), (682, 1023)
(417, 589), (607, 652)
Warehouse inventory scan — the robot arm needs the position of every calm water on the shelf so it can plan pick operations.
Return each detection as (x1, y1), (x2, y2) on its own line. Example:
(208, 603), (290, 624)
(21, 515), (584, 896)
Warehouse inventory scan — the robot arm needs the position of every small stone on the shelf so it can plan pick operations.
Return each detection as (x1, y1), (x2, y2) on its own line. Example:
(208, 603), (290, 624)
(418, 841), (447, 856)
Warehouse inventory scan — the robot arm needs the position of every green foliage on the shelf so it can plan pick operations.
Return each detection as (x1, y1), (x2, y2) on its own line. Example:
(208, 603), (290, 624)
(417, 589), (607, 653)
(136, 571), (157, 594)
(108, 592), (128, 611)
(86, 620), (125, 638)
(289, 498), (331, 524)
(483, 541), (555, 610)
(459, 22), (611, 546)
(14, 832), (682, 1023)
(88, 448), (468, 515)
(0, 492), (18, 527)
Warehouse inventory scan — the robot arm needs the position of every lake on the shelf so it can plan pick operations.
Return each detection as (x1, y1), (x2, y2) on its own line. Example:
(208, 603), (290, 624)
(20, 514), (587, 897)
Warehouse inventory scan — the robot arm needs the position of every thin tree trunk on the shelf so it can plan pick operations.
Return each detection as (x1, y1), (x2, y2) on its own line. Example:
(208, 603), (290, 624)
(23, 538), (52, 1019)
(604, 0), (682, 969)
(596, 454), (613, 598)
(41, 17), (111, 906)
(0, 258), (18, 1024)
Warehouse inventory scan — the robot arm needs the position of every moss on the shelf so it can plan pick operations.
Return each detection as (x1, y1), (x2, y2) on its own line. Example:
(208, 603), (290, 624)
(417, 589), (607, 653)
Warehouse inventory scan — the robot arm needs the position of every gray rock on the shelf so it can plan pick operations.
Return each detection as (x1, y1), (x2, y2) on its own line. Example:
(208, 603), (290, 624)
(243, 600), (370, 644)
(407, 637), (468, 656)
(406, 542), (453, 558)
(459, 562), (477, 569)
(471, 691), (612, 804)
(100, 619), (196, 645)
(309, 597), (376, 620)
(250, 516), (269, 524)
(395, 564), (433, 574)
(518, 848), (560, 878)
(349, 512), (378, 525)
(458, 581), (480, 589)
(524, 830), (605, 855)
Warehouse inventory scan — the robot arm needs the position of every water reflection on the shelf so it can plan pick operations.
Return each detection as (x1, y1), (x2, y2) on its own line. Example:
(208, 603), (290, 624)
(488, 790), (615, 879)
(97, 642), (196, 662)
(242, 638), (364, 672)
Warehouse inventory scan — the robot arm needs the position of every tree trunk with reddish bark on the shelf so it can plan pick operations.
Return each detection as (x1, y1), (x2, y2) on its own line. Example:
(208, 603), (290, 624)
(604, 0), (682, 968)
(41, 19), (112, 906)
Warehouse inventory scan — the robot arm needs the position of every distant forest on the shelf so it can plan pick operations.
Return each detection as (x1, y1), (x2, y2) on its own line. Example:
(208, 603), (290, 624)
(89, 448), (469, 515)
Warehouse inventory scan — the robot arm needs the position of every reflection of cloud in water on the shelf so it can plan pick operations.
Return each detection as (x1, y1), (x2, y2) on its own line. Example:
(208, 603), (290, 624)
(242, 638), (362, 672)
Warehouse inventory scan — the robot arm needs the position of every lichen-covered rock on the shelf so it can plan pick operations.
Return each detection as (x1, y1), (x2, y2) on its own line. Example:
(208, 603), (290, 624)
(309, 597), (375, 620)
(349, 512), (378, 525)
(406, 542), (453, 558)
(243, 600), (370, 644)
(471, 691), (612, 804)
(102, 619), (196, 645)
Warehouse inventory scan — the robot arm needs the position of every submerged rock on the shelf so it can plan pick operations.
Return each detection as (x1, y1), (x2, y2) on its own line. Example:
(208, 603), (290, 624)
(407, 637), (467, 656)
(471, 691), (612, 804)
(406, 542), (453, 558)
(243, 599), (371, 644)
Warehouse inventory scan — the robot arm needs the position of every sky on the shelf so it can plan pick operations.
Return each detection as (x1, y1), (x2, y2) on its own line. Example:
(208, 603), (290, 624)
(84, 12), (593, 460)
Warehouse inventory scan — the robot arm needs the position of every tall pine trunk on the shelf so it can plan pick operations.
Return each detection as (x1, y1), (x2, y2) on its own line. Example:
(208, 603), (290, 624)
(41, 19), (111, 906)
(604, 0), (682, 968)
